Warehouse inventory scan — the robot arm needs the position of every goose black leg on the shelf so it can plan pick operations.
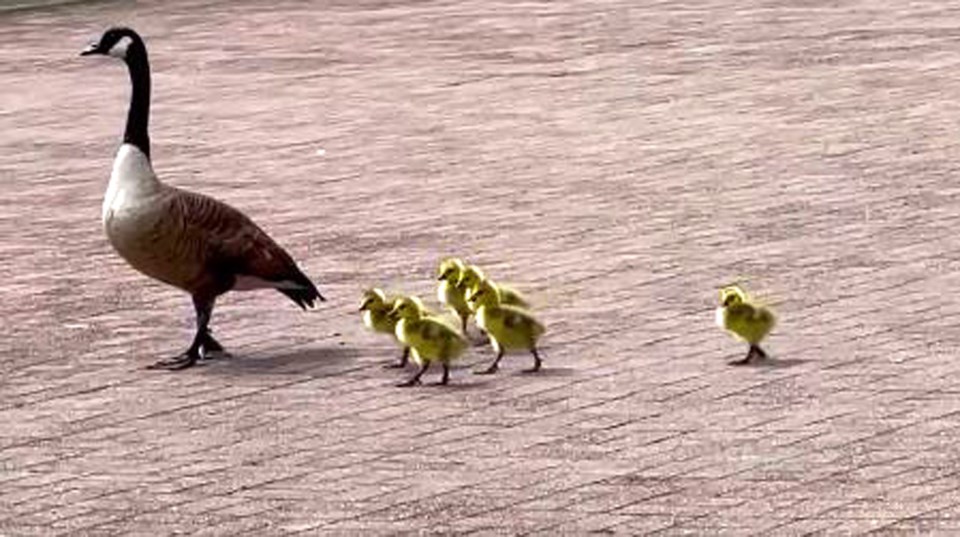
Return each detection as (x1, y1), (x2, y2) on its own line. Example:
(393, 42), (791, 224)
(398, 361), (430, 387)
(476, 349), (504, 375)
(460, 314), (469, 336)
(148, 295), (214, 370)
(384, 347), (410, 369)
(753, 344), (769, 361)
(523, 347), (542, 373)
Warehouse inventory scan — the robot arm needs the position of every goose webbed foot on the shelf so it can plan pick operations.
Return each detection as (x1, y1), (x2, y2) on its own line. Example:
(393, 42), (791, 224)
(200, 333), (231, 360)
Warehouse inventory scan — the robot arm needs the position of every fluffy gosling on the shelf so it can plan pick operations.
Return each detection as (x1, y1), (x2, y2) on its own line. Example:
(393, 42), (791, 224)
(437, 258), (472, 333)
(468, 278), (546, 374)
(458, 265), (530, 312)
(716, 284), (775, 365)
(390, 296), (468, 386)
(359, 288), (410, 368)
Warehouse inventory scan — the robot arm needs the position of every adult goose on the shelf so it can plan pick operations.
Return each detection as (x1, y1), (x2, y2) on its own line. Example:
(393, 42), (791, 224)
(81, 27), (324, 370)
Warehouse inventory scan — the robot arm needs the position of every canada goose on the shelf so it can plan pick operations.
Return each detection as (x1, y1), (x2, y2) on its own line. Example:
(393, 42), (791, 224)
(716, 284), (775, 365)
(389, 296), (467, 386)
(467, 278), (545, 374)
(437, 258), (471, 334)
(81, 27), (324, 370)
(359, 288), (409, 368)
(458, 264), (529, 312)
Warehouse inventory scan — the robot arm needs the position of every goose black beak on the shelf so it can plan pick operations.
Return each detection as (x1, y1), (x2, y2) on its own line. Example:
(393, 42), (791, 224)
(80, 43), (102, 56)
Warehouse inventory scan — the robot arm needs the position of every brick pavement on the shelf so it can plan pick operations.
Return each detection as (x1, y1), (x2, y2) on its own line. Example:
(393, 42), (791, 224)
(3, 0), (960, 534)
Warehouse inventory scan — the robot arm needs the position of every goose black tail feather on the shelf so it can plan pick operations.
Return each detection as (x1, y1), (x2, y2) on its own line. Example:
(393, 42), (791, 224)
(278, 269), (325, 310)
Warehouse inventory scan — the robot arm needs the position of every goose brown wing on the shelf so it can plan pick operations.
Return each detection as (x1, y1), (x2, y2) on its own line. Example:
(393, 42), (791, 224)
(164, 188), (323, 307)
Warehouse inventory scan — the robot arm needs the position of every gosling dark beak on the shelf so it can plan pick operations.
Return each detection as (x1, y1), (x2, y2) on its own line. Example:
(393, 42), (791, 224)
(80, 43), (101, 56)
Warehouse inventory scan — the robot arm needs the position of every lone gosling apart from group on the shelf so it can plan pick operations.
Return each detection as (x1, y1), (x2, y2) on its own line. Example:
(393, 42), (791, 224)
(390, 296), (467, 386)
(359, 288), (410, 368)
(715, 284), (775, 365)
(468, 278), (545, 374)
(82, 27), (323, 370)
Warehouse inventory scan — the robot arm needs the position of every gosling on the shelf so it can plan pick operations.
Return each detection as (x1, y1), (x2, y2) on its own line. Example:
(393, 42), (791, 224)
(390, 296), (468, 386)
(716, 284), (776, 365)
(468, 278), (545, 374)
(359, 288), (409, 368)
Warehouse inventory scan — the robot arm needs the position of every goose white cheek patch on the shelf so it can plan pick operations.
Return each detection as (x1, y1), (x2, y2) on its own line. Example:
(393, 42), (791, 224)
(108, 36), (133, 58)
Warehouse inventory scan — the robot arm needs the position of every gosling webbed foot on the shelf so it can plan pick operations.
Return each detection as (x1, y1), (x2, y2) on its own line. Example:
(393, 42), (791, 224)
(396, 377), (422, 387)
(523, 348), (542, 373)
(475, 364), (499, 375)
(730, 345), (761, 366)
(398, 361), (429, 387)
(147, 350), (200, 371)
(383, 347), (411, 369)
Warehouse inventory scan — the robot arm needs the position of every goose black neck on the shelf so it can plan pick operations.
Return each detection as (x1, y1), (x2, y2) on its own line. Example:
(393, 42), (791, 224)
(122, 37), (151, 159)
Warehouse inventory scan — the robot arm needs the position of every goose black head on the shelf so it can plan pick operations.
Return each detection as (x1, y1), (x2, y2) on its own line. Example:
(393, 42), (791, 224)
(80, 27), (144, 61)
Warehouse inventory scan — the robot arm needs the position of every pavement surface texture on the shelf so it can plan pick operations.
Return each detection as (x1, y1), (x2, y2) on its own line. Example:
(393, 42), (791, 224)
(3, 0), (960, 534)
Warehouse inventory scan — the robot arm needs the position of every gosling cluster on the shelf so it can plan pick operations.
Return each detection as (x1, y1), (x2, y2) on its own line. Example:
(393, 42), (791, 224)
(360, 258), (545, 387)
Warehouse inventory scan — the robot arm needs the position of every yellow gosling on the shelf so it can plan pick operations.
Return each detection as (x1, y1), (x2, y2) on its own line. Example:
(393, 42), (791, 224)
(390, 296), (468, 386)
(468, 278), (546, 374)
(716, 284), (776, 365)
(359, 288), (410, 368)
(437, 258), (472, 333)
(458, 265), (529, 312)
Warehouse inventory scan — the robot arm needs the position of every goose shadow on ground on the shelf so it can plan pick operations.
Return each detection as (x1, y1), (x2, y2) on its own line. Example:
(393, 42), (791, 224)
(200, 345), (361, 376)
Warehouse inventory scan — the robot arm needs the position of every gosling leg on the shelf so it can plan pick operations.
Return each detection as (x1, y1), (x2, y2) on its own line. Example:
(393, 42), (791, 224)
(523, 347), (542, 373)
(398, 361), (430, 387)
(476, 349), (504, 375)
(435, 363), (451, 386)
(730, 344), (758, 366)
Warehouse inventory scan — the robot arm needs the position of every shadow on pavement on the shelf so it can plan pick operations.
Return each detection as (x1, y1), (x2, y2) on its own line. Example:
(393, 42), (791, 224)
(203, 345), (360, 376)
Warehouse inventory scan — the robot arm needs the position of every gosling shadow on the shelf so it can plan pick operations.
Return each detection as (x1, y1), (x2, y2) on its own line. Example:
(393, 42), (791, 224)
(729, 357), (807, 369)
(202, 345), (361, 376)
(511, 366), (577, 377)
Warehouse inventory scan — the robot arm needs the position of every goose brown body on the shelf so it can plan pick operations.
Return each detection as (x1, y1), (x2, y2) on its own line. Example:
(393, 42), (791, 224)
(105, 180), (316, 304)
